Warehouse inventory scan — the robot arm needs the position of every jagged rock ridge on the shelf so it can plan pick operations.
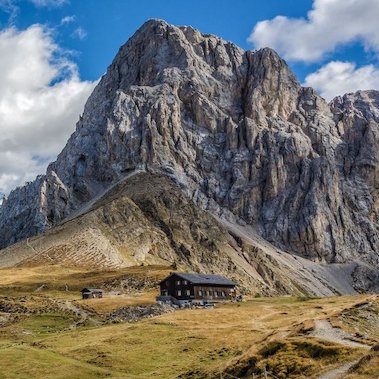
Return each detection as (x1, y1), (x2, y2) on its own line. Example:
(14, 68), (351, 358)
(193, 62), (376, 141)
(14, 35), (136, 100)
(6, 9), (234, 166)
(0, 20), (378, 289)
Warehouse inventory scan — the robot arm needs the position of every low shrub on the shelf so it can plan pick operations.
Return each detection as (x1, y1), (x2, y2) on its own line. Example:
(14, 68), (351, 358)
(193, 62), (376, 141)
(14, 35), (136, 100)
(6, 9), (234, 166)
(294, 341), (339, 358)
(259, 341), (286, 358)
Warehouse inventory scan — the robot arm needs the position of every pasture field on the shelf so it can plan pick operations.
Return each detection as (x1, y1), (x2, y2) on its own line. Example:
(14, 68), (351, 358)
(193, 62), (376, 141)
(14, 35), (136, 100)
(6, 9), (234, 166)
(0, 266), (377, 378)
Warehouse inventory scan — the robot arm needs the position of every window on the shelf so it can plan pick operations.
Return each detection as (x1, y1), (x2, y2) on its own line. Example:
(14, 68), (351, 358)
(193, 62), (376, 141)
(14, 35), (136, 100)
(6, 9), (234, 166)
(206, 290), (210, 296)
(221, 291), (225, 297)
(186, 290), (190, 296)
(183, 280), (188, 285)
(176, 280), (181, 285)
(214, 291), (218, 298)
(198, 290), (203, 296)
(177, 290), (182, 296)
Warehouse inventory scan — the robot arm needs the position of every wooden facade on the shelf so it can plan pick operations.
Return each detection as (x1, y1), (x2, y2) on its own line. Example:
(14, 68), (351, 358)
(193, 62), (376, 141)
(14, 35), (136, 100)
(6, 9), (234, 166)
(81, 288), (103, 299)
(159, 273), (236, 303)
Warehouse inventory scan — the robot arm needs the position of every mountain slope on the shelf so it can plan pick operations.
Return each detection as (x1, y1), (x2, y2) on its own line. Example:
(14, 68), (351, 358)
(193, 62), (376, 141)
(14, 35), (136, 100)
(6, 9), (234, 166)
(0, 20), (378, 291)
(0, 172), (364, 296)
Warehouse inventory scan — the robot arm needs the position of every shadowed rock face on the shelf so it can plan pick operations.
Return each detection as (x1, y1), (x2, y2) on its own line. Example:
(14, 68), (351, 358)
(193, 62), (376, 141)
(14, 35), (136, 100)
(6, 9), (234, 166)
(0, 20), (379, 277)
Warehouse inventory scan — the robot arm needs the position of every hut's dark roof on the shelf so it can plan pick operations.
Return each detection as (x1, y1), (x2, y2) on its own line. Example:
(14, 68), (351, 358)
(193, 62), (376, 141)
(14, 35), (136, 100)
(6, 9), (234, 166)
(160, 272), (235, 286)
(81, 288), (103, 293)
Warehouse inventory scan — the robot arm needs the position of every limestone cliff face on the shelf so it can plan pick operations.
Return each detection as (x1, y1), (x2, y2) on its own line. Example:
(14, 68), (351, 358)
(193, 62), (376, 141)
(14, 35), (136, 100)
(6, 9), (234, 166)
(1, 20), (379, 274)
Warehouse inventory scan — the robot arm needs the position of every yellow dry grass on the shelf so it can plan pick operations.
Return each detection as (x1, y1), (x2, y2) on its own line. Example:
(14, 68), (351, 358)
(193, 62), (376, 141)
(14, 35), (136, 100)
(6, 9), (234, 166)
(78, 289), (158, 314)
(0, 265), (171, 297)
(345, 348), (379, 379)
(0, 294), (377, 378)
(0, 264), (377, 378)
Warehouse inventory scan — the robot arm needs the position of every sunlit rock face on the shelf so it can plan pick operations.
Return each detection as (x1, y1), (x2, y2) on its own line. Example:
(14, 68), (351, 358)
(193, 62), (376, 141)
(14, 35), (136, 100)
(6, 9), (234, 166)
(1, 20), (379, 278)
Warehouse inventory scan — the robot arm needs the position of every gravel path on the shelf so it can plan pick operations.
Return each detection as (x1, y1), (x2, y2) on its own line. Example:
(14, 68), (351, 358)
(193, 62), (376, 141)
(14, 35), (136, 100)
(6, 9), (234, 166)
(55, 299), (101, 328)
(311, 319), (370, 379)
(310, 319), (371, 349)
(317, 359), (360, 379)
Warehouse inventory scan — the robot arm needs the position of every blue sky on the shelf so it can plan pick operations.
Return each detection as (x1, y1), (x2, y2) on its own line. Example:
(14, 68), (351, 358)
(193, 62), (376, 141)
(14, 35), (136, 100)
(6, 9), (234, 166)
(1, 0), (315, 82)
(0, 0), (379, 196)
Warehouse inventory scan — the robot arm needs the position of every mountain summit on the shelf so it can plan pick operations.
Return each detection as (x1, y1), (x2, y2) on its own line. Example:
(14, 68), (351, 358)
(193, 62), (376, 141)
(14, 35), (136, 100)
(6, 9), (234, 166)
(0, 20), (378, 293)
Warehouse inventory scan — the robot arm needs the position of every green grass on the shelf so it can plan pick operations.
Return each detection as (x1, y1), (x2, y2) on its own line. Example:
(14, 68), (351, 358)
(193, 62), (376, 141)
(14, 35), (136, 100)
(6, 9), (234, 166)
(37, 321), (241, 378)
(0, 345), (112, 379)
(17, 313), (76, 336)
(0, 289), (377, 378)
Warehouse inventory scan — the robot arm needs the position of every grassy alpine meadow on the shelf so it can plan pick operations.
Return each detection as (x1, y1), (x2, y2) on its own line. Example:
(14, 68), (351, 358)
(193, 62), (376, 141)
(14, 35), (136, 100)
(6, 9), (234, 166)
(0, 266), (378, 378)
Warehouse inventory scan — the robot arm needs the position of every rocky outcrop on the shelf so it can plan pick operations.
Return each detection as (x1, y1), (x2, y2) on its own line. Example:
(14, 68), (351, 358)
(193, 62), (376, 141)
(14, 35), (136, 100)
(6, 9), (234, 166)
(0, 20), (378, 285)
(0, 173), (364, 296)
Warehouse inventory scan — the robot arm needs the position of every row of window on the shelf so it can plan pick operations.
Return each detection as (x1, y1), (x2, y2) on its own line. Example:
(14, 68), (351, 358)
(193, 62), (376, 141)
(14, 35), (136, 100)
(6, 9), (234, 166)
(176, 280), (188, 285)
(176, 290), (191, 296)
(176, 290), (227, 297)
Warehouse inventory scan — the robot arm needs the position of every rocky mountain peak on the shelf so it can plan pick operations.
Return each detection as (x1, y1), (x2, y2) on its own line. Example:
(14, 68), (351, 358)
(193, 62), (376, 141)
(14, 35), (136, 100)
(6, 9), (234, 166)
(102, 18), (300, 120)
(0, 21), (379, 291)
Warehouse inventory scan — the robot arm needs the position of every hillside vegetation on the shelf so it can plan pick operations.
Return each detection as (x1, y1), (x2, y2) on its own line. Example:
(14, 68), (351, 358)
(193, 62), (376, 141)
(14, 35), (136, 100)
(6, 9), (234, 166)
(0, 265), (378, 378)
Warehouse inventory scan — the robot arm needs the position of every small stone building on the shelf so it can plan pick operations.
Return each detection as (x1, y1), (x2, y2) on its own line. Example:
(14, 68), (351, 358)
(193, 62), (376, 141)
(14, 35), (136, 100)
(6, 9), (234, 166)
(159, 272), (236, 304)
(81, 288), (103, 299)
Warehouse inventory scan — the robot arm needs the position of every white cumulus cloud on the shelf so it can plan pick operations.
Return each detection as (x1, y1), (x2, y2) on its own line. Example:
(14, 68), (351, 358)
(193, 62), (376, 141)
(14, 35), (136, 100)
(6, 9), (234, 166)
(0, 24), (96, 195)
(249, 0), (379, 62)
(304, 61), (379, 101)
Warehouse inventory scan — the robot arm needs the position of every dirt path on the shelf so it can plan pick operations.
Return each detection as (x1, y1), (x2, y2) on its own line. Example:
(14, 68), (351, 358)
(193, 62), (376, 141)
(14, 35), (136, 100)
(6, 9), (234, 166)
(311, 319), (370, 379)
(310, 319), (371, 349)
(317, 359), (360, 379)
(55, 300), (101, 328)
